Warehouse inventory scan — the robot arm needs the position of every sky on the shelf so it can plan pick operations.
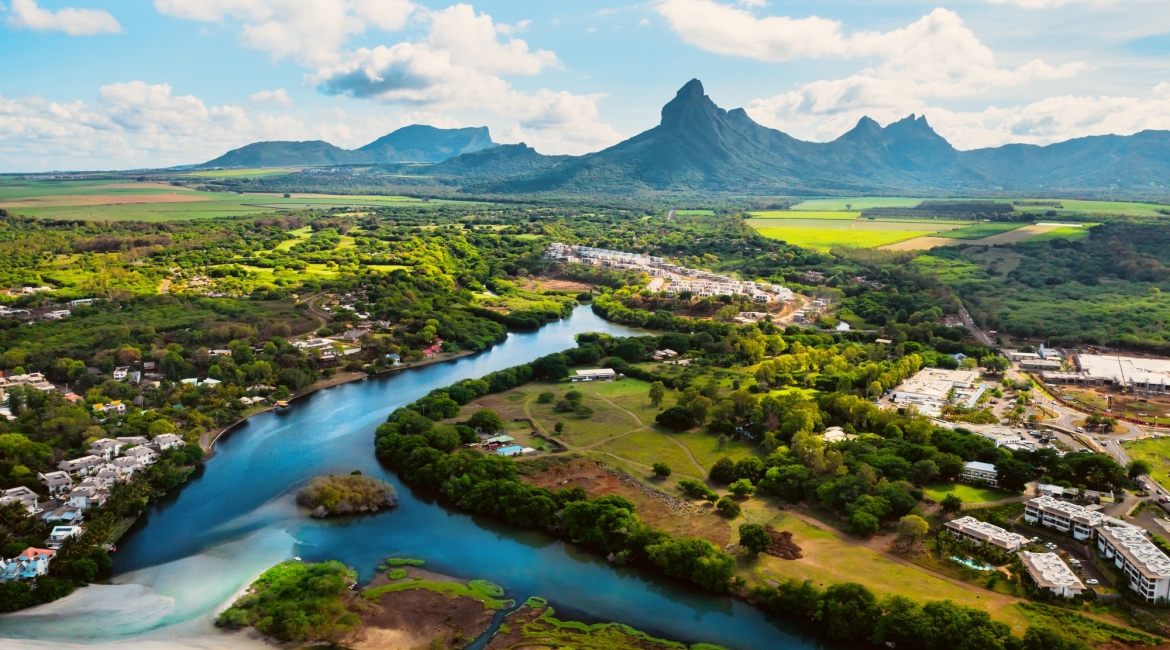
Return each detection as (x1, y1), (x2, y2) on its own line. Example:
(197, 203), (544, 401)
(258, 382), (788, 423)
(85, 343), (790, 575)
(0, 0), (1168, 171)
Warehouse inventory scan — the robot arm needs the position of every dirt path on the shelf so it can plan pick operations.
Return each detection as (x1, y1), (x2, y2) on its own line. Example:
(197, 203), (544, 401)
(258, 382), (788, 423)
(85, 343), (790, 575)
(158, 278), (171, 294)
(594, 392), (708, 478)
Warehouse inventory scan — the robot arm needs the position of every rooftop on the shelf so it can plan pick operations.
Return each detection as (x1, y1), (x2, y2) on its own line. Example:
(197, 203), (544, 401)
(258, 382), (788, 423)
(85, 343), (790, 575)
(1099, 525), (1170, 580)
(945, 515), (1028, 549)
(1019, 552), (1085, 591)
(1028, 495), (1105, 526)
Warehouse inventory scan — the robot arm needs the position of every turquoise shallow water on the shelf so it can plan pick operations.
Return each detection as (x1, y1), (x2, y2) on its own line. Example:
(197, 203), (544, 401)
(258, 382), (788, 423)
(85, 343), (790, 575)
(0, 306), (826, 650)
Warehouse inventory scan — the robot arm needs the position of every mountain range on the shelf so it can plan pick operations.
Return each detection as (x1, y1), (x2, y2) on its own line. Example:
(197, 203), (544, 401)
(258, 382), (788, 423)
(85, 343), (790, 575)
(200, 80), (1170, 197)
(200, 125), (497, 168)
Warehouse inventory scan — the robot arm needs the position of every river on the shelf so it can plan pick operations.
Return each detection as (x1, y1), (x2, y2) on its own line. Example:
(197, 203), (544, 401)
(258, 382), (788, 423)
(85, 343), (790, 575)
(0, 306), (825, 650)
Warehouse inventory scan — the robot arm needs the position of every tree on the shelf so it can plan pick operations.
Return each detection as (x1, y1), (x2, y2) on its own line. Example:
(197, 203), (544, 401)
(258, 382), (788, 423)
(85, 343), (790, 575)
(1128, 459), (1152, 480)
(936, 453), (965, 481)
(537, 392), (555, 404)
(656, 406), (696, 431)
(941, 493), (963, 515)
(652, 463), (672, 479)
(849, 511), (880, 537)
(716, 497), (741, 518)
(648, 381), (666, 407)
(911, 459), (939, 485)
(710, 457), (737, 484)
(467, 409), (503, 432)
(996, 458), (1033, 493)
(896, 515), (929, 545)
(728, 478), (755, 498)
(818, 582), (879, 642)
(573, 404), (594, 419)
(738, 523), (770, 557)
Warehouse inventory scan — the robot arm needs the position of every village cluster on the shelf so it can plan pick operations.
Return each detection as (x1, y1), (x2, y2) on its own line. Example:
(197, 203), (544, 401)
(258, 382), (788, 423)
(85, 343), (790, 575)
(544, 243), (795, 303)
(0, 290), (94, 326)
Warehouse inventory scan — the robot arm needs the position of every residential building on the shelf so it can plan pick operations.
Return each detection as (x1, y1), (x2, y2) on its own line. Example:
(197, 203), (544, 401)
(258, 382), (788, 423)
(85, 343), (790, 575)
(961, 461), (999, 486)
(571, 368), (616, 382)
(1097, 525), (1170, 602)
(0, 372), (55, 392)
(0, 486), (41, 515)
(66, 485), (107, 510)
(94, 466), (121, 486)
(89, 438), (124, 460)
(112, 366), (130, 381)
(1024, 495), (1104, 540)
(116, 436), (150, 447)
(209, 349), (232, 357)
(92, 401), (126, 415)
(890, 368), (985, 415)
(496, 445), (525, 457)
(38, 470), (72, 496)
(485, 435), (514, 444)
(123, 446), (159, 466)
(1018, 552), (1085, 598)
(152, 433), (185, 450)
(42, 506), (85, 525)
(0, 548), (55, 582)
(944, 516), (1028, 552)
(46, 525), (84, 550)
(57, 455), (105, 477)
(110, 457), (140, 477)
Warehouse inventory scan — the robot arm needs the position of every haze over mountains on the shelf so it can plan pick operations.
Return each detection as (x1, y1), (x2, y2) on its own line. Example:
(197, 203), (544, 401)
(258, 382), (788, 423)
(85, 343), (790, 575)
(202, 80), (1170, 197)
(201, 125), (497, 167)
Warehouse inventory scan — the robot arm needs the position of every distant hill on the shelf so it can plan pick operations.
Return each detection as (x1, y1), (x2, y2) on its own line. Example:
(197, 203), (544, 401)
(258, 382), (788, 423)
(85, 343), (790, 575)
(201, 126), (497, 168)
(411, 79), (1170, 197)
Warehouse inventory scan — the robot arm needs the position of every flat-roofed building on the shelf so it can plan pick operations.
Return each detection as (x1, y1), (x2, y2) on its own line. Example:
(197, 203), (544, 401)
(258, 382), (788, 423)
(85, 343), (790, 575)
(944, 516), (1028, 552)
(1024, 495), (1104, 540)
(1018, 552), (1085, 598)
(1097, 525), (1170, 602)
(1074, 354), (1170, 393)
(571, 368), (616, 382)
(1021, 359), (1063, 371)
(961, 461), (998, 486)
(890, 368), (985, 416)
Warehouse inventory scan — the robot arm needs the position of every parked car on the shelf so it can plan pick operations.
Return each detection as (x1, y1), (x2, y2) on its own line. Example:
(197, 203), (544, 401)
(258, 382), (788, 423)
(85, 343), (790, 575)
(1086, 579), (1099, 585)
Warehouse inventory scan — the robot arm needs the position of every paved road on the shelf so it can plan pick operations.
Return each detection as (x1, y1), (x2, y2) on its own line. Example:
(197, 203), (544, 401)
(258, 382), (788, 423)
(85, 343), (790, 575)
(959, 306), (995, 347)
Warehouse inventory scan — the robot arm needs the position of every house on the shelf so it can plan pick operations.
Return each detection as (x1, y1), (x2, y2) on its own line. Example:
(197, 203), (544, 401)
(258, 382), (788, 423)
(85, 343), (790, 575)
(571, 368), (617, 382)
(201, 378), (222, 387)
(42, 506), (85, 525)
(0, 372), (55, 392)
(961, 461), (999, 486)
(652, 349), (679, 360)
(209, 349), (232, 357)
(94, 466), (121, 486)
(152, 433), (185, 451)
(944, 516), (1028, 552)
(116, 436), (150, 447)
(387, 353), (402, 366)
(123, 446), (159, 466)
(57, 455), (105, 477)
(66, 485), (107, 510)
(1024, 495), (1105, 541)
(1037, 484), (1066, 498)
(239, 396), (254, 407)
(89, 438), (124, 460)
(42, 309), (71, 320)
(180, 378), (198, 386)
(0, 486), (42, 515)
(92, 401), (126, 415)
(1097, 525), (1170, 602)
(496, 445), (525, 457)
(38, 471), (73, 496)
(1019, 552), (1085, 598)
(69, 298), (93, 307)
(485, 435), (515, 445)
(46, 525), (84, 550)
(110, 457), (140, 477)
(129, 371), (141, 385)
(113, 366), (130, 381)
(0, 548), (55, 582)
(821, 426), (853, 443)
(62, 392), (83, 404)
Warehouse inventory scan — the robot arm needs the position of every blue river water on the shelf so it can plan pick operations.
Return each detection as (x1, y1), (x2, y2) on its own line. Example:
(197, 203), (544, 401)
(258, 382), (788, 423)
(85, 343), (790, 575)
(0, 306), (826, 650)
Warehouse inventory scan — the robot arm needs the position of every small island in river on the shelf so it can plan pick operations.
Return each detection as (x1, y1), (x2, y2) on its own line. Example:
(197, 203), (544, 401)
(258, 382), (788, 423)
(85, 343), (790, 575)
(296, 472), (398, 518)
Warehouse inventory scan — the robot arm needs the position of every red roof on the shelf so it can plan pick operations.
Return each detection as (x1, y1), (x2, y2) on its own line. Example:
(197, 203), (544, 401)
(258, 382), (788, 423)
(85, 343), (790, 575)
(19, 547), (55, 560)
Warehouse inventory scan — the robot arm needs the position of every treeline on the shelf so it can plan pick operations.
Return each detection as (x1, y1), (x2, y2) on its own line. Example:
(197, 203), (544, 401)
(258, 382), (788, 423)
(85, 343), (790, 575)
(753, 578), (1089, 650)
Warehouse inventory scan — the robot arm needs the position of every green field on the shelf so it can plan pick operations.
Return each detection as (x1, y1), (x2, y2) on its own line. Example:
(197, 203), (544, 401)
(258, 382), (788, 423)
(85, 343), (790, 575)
(0, 177), (479, 221)
(746, 217), (961, 252)
(747, 211), (860, 220)
(1026, 225), (1092, 242)
(1045, 199), (1170, 217)
(936, 222), (1026, 239)
(789, 197), (924, 211)
(181, 168), (300, 178)
(923, 482), (1014, 505)
(1123, 438), (1170, 488)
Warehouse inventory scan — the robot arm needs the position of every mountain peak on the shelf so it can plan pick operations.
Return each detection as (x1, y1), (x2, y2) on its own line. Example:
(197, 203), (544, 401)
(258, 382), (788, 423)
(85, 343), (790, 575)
(660, 79), (724, 131)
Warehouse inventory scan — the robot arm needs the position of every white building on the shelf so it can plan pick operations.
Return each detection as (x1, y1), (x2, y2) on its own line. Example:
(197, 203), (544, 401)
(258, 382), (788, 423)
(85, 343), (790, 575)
(113, 366), (130, 381)
(0, 548), (55, 582)
(891, 368), (985, 415)
(46, 525), (84, 550)
(1024, 495), (1104, 541)
(0, 486), (41, 515)
(152, 433), (186, 451)
(961, 461), (999, 486)
(57, 455), (105, 477)
(92, 401), (126, 415)
(0, 372), (55, 392)
(944, 516), (1028, 552)
(66, 485), (108, 510)
(1019, 552), (1085, 598)
(89, 438), (124, 461)
(38, 470), (73, 496)
(1097, 525), (1170, 602)
(1050, 354), (1170, 393)
(571, 368), (616, 382)
(123, 446), (159, 466)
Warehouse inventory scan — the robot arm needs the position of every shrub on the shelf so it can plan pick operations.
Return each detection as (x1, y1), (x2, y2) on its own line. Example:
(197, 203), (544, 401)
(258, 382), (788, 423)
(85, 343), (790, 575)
(709, 457), (736, 484)
(728, 478), (755, 498)
(652, 462), (672, 479)
(739, 523), (771, 556)
(716, 497), (741, 518)
(537, 392), (555, 403)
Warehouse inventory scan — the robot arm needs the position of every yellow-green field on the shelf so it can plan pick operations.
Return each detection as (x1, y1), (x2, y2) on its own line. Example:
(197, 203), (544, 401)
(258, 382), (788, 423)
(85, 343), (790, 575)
(748, 211), (860, 220)
(789, 197), (924, 211)
(1123, 438), (1170, 488)
(747, 217), (963, 252)
(923, 482), (1015, 504)
(181, 168), (301, 178)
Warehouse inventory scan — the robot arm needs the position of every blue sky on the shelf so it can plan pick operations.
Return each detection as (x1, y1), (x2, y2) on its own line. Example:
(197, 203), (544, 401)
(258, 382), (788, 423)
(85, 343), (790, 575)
(1, 0), (1168, 171)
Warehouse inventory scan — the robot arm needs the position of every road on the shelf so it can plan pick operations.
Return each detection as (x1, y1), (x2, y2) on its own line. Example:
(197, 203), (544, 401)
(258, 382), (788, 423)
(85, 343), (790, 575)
(958, 306), (995, 347)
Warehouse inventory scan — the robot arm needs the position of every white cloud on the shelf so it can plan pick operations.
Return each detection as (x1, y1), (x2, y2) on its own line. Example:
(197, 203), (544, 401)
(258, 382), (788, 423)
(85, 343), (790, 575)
(6, 0), (122, 35)
(249, 88), (294, 106)
(153, 0), (417, 66)
(987, 0), (1123, 7)
(638, 18), (650, 25)
(0, 82), (304, 171)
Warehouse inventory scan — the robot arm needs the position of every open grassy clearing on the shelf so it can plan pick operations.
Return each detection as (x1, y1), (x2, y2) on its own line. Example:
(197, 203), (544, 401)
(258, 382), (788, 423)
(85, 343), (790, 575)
(1122, 438), (1170, 489)
(596, 430), (704, 478)
(923, 482), (1015, 504)
(181, 168), (301, 178)
(749, 223), (938, 252)
(738, 507), (1029, 630)
(1047, 199), (1170, 217)
(747, 211), (859, 220)
(789, 197), (924, 211)
(1026, 225), (1093, 242)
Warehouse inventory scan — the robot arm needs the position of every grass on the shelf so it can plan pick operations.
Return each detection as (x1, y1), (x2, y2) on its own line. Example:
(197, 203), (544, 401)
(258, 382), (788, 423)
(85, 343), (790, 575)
(1026, 225), (1092, 242)
(923, 482), (1016, 504)
(363, 579), (511, 609)
(750, 224), (936, 252)
(596, 430), (704, 478)
(385, 557), (426, 566)
(739, 508), (1029, 630)
(1123, 437), (1170, 488)
(936, 222), (1026, 239)
(503, 598), (723, 650)
(1045, 199), (1170, 218)
(181, 168), (300, 178)
(1016, 602), (1163, 646)
(747, 211), (860, 220)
